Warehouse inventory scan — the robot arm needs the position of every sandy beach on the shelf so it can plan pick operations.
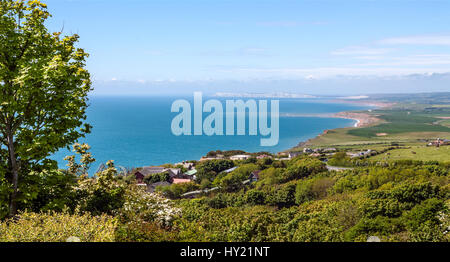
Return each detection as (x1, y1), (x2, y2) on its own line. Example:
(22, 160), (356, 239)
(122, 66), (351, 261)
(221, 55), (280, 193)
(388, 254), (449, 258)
(332, 111), (382, 127)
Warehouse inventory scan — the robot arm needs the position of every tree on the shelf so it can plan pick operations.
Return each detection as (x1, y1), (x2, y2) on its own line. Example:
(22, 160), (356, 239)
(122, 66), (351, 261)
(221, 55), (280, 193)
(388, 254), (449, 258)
(0, 1), (91, 216)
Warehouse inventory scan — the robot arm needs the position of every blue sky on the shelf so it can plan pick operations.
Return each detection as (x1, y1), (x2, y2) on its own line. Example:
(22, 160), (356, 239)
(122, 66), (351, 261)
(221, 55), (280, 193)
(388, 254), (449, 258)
(44, 0), (450, 95)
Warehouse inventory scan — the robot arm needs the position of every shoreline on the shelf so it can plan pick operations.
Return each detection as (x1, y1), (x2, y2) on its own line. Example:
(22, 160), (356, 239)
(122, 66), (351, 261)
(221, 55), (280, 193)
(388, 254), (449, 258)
(286, 100), (392, 151)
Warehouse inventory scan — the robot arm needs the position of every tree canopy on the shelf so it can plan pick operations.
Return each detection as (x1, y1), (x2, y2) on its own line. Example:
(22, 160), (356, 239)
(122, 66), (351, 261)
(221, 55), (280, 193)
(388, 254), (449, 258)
(0, 0), (91, 216)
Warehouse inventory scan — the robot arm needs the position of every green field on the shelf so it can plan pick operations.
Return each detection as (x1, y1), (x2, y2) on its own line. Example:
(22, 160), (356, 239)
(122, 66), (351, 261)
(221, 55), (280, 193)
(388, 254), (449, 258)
(439, 120), (450, 127)
(348, 110), (450, 138)
(369, 146), (450, 162)
(294, 98), (450, 161)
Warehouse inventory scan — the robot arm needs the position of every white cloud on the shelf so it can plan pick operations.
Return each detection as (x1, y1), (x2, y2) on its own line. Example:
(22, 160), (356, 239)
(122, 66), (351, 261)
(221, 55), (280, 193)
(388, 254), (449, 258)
(379, 35), (450, 45)
(355, 54), (450, 66)
(331, 46), (394, 56)
(225, 66), (450, 78)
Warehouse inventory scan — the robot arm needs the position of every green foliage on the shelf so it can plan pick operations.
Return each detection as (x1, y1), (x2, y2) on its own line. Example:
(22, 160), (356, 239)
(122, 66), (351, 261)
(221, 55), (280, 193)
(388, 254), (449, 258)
(255, 167), (286, 186)
(143, 172), (170, 184)
(195, 159), (234, 182)
(217, 163), (258, 192)
(245, 190), (266, 205)
(345, 216), (404, 241)
(75, 161), (126, 215)
(295, 177), (335, 204)
(0, 0), (92, 216)
(159, 182), (200, 199)
(403, 198), (446, 232)
(327, 152), (353, 167)
(283, 157), (327, 183)
(265, 182), (297, 208)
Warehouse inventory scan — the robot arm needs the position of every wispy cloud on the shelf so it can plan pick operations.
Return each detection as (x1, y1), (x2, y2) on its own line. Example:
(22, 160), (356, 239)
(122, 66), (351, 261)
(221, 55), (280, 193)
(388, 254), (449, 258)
(379, 35), (450, 45)
(331, 46), (394, 56)
(355, 54), (450, 66)
(222, 66), (450, 78)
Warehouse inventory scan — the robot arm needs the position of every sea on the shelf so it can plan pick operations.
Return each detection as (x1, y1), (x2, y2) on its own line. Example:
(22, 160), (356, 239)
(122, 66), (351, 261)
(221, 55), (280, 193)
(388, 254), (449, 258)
(50, 95), (370, 173)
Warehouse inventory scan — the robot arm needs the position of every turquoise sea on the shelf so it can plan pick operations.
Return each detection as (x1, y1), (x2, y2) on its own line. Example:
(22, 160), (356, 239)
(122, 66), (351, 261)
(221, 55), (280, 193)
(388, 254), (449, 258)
(51, 96), (370, 173)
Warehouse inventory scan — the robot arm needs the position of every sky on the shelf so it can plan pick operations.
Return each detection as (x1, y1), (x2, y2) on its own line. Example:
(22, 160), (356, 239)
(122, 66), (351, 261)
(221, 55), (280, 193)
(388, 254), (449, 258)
(44, 0), (450, 95)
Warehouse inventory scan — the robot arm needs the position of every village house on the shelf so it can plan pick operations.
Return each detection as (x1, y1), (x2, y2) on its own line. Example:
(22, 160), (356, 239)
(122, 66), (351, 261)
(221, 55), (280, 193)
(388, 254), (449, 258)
(184, 169), (197, 180)
(230, 154), (251, 160)
(134, 166), (167, 182)
(135, 166), (185, 183)
(249, 170), (261, 183)
(349, 149), (374, 158)
(288, 152), (302, 159)
(256, 154), (272, 159)
(167, 168), (182, 177)
(427, 138), (450, 147)
(175, 161), (195, 170)
(303, 148), (313, 153)
(172, 178), (192, 184)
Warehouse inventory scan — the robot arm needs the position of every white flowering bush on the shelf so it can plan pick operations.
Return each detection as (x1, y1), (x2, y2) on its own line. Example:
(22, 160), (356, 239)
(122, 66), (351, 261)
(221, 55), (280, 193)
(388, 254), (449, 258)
(118, 184), (181, 226)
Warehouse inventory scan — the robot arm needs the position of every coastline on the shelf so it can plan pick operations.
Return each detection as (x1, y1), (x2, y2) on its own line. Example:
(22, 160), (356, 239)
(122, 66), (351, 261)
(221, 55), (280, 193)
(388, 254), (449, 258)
(287, 100), (392, 151)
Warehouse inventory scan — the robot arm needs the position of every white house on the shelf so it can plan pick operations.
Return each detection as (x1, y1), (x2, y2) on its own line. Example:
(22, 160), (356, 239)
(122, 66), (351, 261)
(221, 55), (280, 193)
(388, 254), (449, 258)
(230, 154), (251, 160)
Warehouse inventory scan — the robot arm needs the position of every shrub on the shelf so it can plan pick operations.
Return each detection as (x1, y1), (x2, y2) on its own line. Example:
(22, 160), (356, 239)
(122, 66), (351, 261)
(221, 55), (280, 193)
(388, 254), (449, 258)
(245, 190), (266, 205)
(160, 182), (200, 199)
(295, 177), (334, 205)
(75, 161), (127, 215)
(0, 211), (117, 242)
(360, 199), (402, 218)
(218, 164), (259, 192)
(403, 198), (446, 232)
(143, 172), (170, 184)
(195, 159), (235, 182)
(345, 216), (403, 241)
(327, 152), (353, 167)
(266, 182), (297, 208)
(283, 158), (327, 183)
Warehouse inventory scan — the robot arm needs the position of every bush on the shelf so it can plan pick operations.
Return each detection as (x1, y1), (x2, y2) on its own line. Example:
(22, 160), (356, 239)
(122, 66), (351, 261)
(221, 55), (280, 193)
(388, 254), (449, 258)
(195, 159), (235, 182)
(360, 199), (402, 218)
(283, 158), (327, 183)
(76, 161), (127, 215)
(266, 182), (297, 208)
(345, 216), (403, 241)
(160, 182), (200, 199)
(295, 177), (335, 204)
(218, 164), (259, 192)
(327, 152), (353, 167)
(0, 211), (117, 242)
(403, 198), (446, 232)
(245, 190), (266, 205)
(143, 172), (170, 184)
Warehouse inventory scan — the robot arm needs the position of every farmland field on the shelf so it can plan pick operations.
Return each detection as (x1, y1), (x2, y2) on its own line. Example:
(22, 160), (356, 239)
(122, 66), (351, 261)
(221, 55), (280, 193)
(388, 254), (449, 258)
(369, 146), (450, 162)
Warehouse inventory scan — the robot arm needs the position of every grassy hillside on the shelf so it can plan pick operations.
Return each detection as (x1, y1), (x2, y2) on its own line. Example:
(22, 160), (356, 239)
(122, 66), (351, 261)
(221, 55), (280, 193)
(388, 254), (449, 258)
(348, 111), (450, 138)
(297, 97), (450, 161)
(370, 146), (450, 162)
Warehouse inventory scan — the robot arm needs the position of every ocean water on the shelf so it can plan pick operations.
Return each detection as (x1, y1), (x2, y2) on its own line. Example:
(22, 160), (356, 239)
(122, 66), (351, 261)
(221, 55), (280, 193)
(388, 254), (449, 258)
(51, 96), (369, 173)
